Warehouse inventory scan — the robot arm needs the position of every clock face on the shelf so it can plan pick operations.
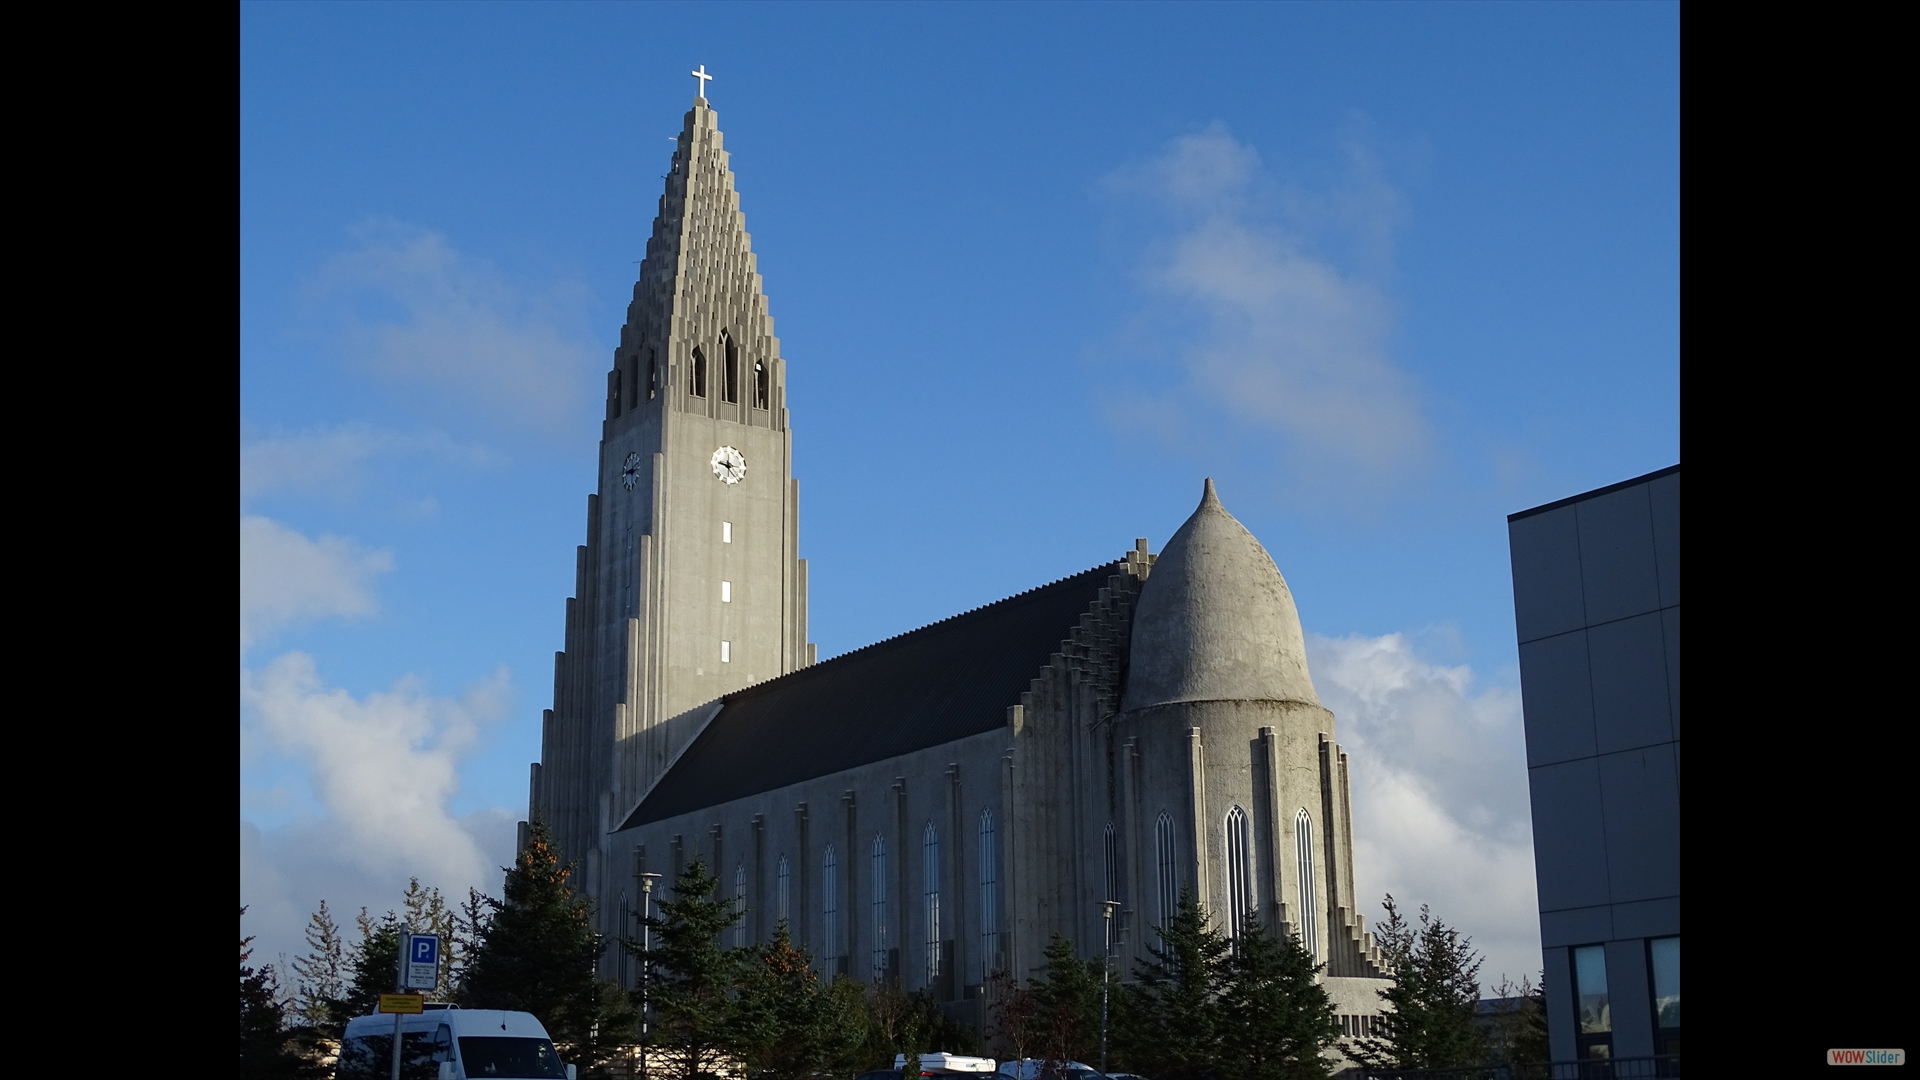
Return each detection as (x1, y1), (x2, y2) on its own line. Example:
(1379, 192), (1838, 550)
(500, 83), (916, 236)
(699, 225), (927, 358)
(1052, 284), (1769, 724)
(711, 445), (746, 485)
(622, 452), (644, 491)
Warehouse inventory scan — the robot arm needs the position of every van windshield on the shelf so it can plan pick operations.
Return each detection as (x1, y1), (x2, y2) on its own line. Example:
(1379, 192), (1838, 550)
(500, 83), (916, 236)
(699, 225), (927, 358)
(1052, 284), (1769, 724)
(458, 1036), (568, 1078)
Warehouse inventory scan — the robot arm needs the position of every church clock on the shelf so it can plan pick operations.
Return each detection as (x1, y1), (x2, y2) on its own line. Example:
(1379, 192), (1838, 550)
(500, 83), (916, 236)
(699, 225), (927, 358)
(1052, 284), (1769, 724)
(622, 451), (645, 490)
(711, 445), (746, 485)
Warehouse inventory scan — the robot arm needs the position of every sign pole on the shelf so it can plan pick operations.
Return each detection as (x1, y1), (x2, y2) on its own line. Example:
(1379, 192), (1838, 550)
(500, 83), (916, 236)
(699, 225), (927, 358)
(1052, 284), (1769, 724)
(391, 922), (411, 1080)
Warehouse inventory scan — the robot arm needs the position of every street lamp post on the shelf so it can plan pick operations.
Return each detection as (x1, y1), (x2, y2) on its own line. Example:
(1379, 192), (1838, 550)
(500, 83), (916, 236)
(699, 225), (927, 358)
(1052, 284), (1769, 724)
(1099, 900), (1120, 1075)
(639, 872), (662, 1080)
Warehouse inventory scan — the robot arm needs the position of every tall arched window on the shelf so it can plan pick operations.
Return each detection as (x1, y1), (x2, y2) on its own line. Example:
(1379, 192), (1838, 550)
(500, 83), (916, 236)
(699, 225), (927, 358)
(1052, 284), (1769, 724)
(871, 833), (889, 981)
(823, 845), (841, 968)
(1225, 806), (1252, 940)
(733, 863), (748, 948)
(753, 358), (769, 408)
(1104, 821), (1119, 903)
(721, 333), (739, 404)
(1295, 809), (1319, 962)
(777, 855), (791, 925)
(923, 822), (942, 986)
(1155, 812), (1178, 927)
(690, 346), (707, 398)
(978, 810), (998, 980)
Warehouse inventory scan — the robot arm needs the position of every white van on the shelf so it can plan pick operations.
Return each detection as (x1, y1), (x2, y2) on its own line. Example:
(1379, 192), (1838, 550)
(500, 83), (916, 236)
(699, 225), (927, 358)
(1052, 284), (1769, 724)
(336, 1006), (577, 1080)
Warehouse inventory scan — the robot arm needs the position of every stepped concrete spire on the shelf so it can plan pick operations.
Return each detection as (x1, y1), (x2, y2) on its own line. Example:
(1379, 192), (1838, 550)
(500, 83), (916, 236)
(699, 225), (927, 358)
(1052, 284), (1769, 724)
(1121, 477), (1321, 711)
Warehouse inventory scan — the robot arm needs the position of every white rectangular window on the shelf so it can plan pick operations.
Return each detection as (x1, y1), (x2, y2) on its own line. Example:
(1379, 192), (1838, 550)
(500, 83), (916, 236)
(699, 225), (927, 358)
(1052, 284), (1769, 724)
(722, 521), (732, 543)
(721, 580), (732, 602)
(720, 640), (732, 663)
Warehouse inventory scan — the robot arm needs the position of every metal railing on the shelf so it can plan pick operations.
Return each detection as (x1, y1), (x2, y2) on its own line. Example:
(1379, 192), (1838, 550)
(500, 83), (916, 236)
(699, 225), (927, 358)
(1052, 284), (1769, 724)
(1359, 1057), (1680, 1080)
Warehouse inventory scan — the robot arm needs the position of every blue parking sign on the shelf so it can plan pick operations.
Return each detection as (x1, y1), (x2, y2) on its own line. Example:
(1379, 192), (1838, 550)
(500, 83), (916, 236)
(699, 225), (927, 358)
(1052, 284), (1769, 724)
(405, 933), (441, 990)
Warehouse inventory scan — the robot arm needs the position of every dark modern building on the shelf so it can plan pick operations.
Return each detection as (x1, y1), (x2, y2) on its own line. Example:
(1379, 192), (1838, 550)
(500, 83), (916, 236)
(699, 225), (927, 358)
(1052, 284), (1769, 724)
(1507, 465), (1679, 1062)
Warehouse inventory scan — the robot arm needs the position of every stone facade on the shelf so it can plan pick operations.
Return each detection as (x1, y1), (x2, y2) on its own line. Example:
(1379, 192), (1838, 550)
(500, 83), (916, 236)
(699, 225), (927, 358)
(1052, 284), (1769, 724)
(527, 94), (1391, 1039)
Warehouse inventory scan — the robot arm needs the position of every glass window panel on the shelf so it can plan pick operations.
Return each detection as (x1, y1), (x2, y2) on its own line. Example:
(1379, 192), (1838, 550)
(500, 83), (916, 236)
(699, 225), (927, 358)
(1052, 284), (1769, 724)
(1649, 936), (1680, 1030)
(1573, 944), (1611, 1034)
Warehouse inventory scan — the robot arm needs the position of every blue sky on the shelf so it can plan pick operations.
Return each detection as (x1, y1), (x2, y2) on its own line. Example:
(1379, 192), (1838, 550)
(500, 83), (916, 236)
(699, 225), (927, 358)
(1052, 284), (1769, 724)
(240, 3), (1677, 988)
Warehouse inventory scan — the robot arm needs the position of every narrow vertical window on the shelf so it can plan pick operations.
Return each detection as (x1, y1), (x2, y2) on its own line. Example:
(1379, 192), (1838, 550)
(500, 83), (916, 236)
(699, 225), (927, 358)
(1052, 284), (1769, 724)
(1573, 944), (1612, 1059)
(978, 810), (998, 980)
(629, 355), (640, 408)
(1295, 809), (1318, 961)
(733, 863), (747, 948)
(647, 350), (658, 400)
(1649, 936), (1680, 1053)
(777, 856), (791, 925)
(1225, 807), (1251, 940)
(923, 822), (941, 987)
(722, 333), (739, 404)
(609, 369), (623, 417)
(753, 358), (769, 408)
(722, 522), (732, 543)
(1103, 821), (1118, 903)
(690, 347), (707, 398)
(1155, 812), (1177, 927)
(823, 845), (840, 968)
(871, 833), (889, 981)
(721, 581), (732, 603)
(720, 640), (731, 663)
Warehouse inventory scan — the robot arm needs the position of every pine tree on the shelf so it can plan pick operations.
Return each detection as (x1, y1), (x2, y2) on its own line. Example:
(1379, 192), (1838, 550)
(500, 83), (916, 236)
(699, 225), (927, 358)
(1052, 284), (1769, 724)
(459, 821), (636, 1071)
(1347, 896), (1487, 1069)
(733, 922), (869, 1080)
(242, 909), (327, 1080)
(343, 909), (403, 1021)
(291, 900), (348, 1037)
(1216, 917), (1339, 1080)
(1111, 892), (1232, 1080)
(626, 858), (743, 1080)
(1029, 935), (1105, 1067)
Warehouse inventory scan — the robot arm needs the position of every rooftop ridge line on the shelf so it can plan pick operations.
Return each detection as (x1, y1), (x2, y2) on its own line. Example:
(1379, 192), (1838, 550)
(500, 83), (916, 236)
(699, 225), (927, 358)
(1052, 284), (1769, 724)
(715, 557), (1128, 702)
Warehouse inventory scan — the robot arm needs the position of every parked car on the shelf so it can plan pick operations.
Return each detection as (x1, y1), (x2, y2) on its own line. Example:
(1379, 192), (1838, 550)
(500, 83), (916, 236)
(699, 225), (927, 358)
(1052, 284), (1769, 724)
(336, 1005), (576, 1080)
(996, 1059), (1105, 1080)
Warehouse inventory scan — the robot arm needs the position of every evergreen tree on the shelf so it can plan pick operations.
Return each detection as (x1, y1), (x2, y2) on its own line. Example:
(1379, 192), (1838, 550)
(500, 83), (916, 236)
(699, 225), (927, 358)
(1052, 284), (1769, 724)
(242, 909), (327, 1080)
(733, 922), (869, 1079)
(460, 821), (636, 1071)
(1029, 935), (1105, 1067)
(1111, 892), (1232, 1080)
(628, 858), (745, 1080)
(1216, 918), (1339, 1080)
(1347, 896), (1487, 1069)
(343, 909), (403, 1020)
(291, 900), (348, 1037)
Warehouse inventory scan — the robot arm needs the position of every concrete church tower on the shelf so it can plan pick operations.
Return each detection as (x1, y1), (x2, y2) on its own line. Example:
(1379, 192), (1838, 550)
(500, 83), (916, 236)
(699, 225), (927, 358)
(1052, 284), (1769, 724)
(531, 88), (814, 901)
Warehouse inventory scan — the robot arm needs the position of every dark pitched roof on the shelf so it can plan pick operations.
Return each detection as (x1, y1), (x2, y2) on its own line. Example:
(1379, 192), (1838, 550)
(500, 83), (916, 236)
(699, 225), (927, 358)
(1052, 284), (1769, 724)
(621, 561), (1123, 829)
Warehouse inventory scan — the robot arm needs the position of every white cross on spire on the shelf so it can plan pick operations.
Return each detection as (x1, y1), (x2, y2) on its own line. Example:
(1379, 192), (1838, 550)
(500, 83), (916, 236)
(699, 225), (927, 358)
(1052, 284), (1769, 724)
(691, 64), (713, 101)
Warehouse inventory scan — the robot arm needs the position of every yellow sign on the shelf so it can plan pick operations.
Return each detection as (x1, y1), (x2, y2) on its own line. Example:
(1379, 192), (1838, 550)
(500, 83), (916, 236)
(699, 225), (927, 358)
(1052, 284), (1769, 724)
(378, 993), (424, 1014)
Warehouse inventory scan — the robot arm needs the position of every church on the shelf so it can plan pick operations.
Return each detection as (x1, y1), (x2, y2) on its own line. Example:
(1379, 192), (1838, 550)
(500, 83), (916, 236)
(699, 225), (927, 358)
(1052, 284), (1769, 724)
(522, 82), (1393, 1037)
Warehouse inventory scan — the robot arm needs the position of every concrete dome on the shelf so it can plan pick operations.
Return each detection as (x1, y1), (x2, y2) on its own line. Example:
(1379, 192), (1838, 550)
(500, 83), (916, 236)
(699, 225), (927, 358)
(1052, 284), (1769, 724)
(1122, 479), (1321, 711)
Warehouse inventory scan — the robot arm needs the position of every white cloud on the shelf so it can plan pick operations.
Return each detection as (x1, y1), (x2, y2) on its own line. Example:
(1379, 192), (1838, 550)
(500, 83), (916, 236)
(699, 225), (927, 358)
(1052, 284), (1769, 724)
(1307, 631), (1542, 987)
(240, 424), (490, 500)
(240, 653), (519, 968)
(308, 220), (601, 438)
(1103, 123), (1427, 491)
(240, 516), (395, 650)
